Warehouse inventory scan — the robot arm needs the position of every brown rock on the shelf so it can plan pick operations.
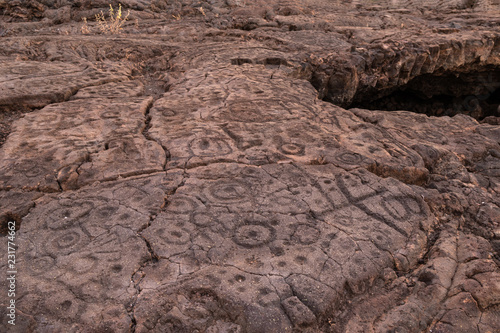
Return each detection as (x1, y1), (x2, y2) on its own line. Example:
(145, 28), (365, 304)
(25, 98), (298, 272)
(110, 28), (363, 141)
(0, 1), (499, 332)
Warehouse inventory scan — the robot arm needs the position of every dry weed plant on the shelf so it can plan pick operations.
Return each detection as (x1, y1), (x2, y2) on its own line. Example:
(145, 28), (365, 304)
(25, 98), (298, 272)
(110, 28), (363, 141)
(95, 4), (130, 34)
(81, 17), (90, 34)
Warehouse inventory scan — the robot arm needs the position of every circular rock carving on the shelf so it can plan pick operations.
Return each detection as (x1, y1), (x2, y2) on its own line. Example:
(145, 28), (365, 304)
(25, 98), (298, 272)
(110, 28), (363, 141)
(233, 223), (276, 248)
(153, 106), (176, 117)
(189, 137), (232, 157)
(371, 231), (393, 251)
(279, 143), (305, 156)
(334, 151), (365, 165)
(207, 180), (250, 203)
(166, 197), (198, 214)
(158, 227), (191, 245)
(94, 205), (119, 219)
(27, 256), (55, 276)
(227, 100), (265, 122)
(45, 229), (90, 255)
(46, 201), (94, 230)
(190, 211), (215, 227)
(101, 111), (121, 119)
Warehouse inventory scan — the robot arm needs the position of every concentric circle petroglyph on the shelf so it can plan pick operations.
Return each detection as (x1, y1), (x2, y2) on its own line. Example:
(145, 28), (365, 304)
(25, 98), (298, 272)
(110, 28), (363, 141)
(370, 231), (394, 251)
(334, 151), (365, 165)
(157, 107), (177, 117)
(157, 227), (191, 245)
(279, 143), (305, 155)
(166, 196), (199, 213)
(206, 180), (251, 203)
(45, 201), (94, 229)
(26, 256), (56, 276)
(44, 228), (90, 255)
(101, 111), (122, 119)
(190, 211), (216, 227)
(233, 223), (276, 248)
(189, 137), (233, 156)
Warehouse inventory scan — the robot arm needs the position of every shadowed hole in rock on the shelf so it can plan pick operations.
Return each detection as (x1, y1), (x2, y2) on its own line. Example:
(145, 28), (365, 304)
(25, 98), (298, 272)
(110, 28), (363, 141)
(111, 264), (123, 273)
(231, 58), (253, 65)
(417, 270), (437, 286)
(295, 256), (307, 264)
(350, 69), (500, 120)
(60, 300), (72, 311)
(234, 274), (246, 282)
(0, 212), (22, 235)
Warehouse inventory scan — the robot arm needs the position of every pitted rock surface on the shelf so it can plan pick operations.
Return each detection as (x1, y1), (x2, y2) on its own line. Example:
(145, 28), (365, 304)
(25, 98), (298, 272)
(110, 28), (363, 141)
(0, 1), (500, 332)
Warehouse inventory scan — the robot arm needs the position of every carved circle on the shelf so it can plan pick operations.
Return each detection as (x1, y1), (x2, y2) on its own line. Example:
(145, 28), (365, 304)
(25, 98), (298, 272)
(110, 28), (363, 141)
(27, 256), (56, 276)
(190, 211), (215, 227)
(189, 137), (232, 157)
(334, 151), (365, 165)
(152, 106), (176, 117)
(94, 205), (119, 219)
(279, 143), (305, 156)
(207, 180), (250, 203)
(166, 196), (198, 214)
(46, 201), (94, 229)
(371, 231), (393, 251)
(101, 111), (121, 119)
(158, 227), (191, 245)
(233, 223), (276, 248)
(45, 228), (90, 255)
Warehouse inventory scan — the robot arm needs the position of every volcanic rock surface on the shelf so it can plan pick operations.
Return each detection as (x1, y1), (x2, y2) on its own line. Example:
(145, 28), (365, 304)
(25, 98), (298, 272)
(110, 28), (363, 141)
(0, 0), (500, 332)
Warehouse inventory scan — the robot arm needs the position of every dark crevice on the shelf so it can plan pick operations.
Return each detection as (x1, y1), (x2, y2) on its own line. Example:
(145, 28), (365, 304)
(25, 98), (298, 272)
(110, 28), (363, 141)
(130, 315), (137, 333)
(140, 75), (171, 171)
(350, 69), (500, 120)
(418, 227), (442, 265)
(141, 235), (160, 264)
(129, 215), (161, 332)
(0, 104), (43, 147)
(0, 212), (22, 235)
(56, 178), (64, 192)
(126, 70), (171, 327)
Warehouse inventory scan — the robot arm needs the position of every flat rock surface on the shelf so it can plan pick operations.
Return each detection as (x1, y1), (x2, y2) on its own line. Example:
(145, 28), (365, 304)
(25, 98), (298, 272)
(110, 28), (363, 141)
(0, 1), (500, 332)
